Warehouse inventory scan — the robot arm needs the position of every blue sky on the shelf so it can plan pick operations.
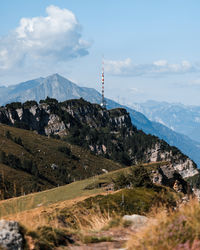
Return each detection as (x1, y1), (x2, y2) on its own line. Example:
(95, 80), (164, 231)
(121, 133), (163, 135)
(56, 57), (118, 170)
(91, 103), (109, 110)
(1, 0), (200, 105)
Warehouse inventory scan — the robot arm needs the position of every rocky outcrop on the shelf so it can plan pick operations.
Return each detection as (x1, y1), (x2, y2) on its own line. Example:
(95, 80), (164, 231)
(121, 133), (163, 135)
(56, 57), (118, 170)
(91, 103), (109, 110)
(0, 103), (66, 136)
(151, 164), (192, 194)
(44, 114), (67, 136)
(0, 220), (24, 250)
(146, 144), (198, 179)
(0, 99), (131, 136)
(174, 159), (198, 178)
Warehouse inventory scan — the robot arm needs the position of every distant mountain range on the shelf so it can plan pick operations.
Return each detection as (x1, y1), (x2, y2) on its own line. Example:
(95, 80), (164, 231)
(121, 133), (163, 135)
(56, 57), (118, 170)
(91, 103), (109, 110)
(1, 73), (200, 167)
(131, 100), (200, 143)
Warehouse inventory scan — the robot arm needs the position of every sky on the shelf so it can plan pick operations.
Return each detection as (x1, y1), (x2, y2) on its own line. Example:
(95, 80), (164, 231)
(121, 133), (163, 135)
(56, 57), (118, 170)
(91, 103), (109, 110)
(1, 0), (200, 105)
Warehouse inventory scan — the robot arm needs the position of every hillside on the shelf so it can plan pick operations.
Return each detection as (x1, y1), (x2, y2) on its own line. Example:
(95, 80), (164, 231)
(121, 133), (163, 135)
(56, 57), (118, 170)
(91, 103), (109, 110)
(1, 73), (200, 167)
(0, 123), (123, 199)
(0, 163), (170, 217)
(0, 98), (198, 182)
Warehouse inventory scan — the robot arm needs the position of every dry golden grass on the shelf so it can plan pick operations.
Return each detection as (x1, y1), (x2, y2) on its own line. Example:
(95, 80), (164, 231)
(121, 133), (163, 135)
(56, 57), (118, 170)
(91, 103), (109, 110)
(2, 191), (111, 231)
(74, 207), (112, 233)
(127, 198), (200, 250)
(3, 193), (118, 249)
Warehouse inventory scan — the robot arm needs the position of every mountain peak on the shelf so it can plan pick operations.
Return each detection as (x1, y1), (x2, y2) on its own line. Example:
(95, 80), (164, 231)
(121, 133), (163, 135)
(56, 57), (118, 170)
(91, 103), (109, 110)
(46, 73), (63, 80)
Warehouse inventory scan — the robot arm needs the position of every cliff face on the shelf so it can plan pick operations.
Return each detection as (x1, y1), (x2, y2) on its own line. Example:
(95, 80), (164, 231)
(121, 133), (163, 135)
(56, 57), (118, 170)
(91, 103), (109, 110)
(0, 98), (198, 179)
(0, 99), (132, 135)
(145, 143), (199, 178)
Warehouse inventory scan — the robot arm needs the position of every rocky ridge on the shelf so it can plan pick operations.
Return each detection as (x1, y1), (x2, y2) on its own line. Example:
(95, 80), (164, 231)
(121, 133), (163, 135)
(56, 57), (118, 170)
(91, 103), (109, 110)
(0, 98), (198, 180)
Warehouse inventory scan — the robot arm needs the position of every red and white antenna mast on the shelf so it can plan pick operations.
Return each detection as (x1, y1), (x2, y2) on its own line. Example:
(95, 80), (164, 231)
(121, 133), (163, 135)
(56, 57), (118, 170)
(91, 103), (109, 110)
(101, 57), (106, 108)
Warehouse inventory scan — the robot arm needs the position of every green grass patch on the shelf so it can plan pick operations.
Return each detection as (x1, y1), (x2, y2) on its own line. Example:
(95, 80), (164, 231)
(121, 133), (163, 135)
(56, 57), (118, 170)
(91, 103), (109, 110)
(27, 226), (75, 250)
(84, 162), (168, 190)
(83, 235), (113, 244)
(80, 187), (178, 216)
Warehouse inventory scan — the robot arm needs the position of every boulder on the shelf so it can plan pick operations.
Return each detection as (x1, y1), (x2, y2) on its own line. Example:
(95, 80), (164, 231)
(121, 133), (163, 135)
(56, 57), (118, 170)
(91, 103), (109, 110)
(122, 214), (148, 230)
(0, 220), (24, 250)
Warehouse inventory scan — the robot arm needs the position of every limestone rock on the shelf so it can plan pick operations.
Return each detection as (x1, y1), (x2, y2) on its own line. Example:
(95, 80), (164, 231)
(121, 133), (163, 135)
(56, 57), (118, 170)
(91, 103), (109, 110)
(151, 164), (192, 194)
(0, 220), (24, 250)
(146, 144), (198, 179)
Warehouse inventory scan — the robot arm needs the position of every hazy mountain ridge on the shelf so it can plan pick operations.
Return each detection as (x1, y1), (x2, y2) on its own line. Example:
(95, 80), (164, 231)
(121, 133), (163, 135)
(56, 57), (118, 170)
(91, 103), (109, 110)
(1, 74), (200, 167)
(0, 74), (100, 106)
(131, 100), (200, 143)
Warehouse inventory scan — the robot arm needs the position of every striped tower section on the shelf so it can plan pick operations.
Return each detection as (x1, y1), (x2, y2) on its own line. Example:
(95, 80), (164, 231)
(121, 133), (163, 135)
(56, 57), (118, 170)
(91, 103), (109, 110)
(101, 59), (106, 108)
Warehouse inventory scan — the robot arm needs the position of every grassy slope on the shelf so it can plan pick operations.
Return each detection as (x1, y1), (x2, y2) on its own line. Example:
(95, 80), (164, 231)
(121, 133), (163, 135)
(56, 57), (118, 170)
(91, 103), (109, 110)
(0, 163), (52, 197)
(0, 162), (170, 218)
(0, 124), (123, 197)
(0, 167), (131, 217)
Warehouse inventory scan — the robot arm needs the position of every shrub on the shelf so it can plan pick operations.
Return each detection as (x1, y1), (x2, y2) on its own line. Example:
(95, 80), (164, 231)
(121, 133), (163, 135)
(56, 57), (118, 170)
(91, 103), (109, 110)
(114, 165), (153, 190)
(14, 137), (23, 146)
(6, 102), (22, 110)
(0, 151), (6, 164)
(23, 100), (38, 108)
(83, 235), (112, 244)
(7, 153), (22, 169)
(39, 97), (58, 105)
(58, 146), (71, 155)
(76, 187), (178, 217)
(29, 226), (74, 249)
(5, 130), (12, 139)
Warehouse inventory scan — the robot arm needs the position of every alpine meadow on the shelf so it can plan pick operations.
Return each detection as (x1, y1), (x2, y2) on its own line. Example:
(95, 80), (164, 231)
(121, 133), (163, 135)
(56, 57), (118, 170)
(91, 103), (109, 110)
(1, 1), (200, 249)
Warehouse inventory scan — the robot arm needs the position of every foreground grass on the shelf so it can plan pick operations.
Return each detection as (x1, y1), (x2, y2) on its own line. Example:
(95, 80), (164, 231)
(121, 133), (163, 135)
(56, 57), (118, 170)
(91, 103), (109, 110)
(19, 195), (199, 250)
(0, 162), (182, 249)
(4, 186), (179, 249)
(127, 198), (200, 250)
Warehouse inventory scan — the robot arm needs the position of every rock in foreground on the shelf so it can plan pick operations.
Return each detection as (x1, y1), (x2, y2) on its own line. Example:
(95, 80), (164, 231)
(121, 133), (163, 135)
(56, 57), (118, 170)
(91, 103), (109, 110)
(0, 220), (23, 250)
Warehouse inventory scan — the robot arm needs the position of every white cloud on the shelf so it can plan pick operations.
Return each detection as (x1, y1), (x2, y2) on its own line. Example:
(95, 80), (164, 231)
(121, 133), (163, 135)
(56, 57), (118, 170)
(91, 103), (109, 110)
(129, 87), (143, 93)
(0, 5), (90, 72)
(153, 60), (168, 67)
(105, 58), (198, 76)
(104, 58), (132, 75)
